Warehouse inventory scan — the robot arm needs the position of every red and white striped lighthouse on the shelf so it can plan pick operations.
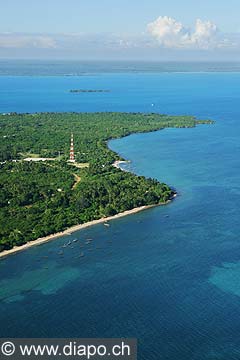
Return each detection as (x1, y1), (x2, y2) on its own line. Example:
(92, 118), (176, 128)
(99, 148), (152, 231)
(69, 133), (75, 162)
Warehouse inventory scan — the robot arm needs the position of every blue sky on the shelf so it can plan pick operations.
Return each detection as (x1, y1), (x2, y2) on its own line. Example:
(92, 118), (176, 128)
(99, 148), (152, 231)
(1, 0), (240, 33)
(0, 0), (239, 60)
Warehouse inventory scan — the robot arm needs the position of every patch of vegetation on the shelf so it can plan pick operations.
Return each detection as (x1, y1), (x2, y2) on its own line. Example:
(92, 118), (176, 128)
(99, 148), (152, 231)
(0, 112), (213, 251)
(69, 89), (110, 93)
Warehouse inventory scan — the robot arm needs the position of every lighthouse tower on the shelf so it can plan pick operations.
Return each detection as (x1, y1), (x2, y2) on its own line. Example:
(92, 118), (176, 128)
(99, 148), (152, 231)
(69, 133), (75, 162)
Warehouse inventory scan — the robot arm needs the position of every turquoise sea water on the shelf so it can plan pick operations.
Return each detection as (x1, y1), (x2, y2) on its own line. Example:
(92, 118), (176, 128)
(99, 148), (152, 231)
(1, 69), (240, 359)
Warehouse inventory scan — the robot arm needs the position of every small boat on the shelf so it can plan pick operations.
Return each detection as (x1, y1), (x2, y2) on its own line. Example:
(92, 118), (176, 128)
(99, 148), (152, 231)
(85, 241), (91, 245)
(67, 241), (72, 246)
(104, 223), (110, 227)
(73, 239), (78, 243)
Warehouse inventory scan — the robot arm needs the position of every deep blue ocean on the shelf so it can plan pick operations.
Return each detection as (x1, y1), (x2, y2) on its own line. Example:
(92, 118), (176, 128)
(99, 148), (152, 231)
(1, 63), (240, 359)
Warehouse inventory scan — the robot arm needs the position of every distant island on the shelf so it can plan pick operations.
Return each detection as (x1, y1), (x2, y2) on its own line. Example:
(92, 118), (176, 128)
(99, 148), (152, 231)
(69, 89), (110, 93)
(0, 112), (213, 255)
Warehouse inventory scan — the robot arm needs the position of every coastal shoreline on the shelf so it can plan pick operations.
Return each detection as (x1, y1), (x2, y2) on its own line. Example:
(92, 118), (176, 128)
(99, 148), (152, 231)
(0, 112), (211, 260)
(0, 197), (176, 260)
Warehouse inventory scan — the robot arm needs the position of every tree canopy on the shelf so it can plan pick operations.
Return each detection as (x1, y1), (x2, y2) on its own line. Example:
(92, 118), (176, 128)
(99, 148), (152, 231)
(0, 112), (212, 252)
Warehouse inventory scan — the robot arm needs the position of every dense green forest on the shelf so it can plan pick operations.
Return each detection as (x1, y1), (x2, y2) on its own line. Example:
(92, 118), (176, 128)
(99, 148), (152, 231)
(0, 112), (212, 252)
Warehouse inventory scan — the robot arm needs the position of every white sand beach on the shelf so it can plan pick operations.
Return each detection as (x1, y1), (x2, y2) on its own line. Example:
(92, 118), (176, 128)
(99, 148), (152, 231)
(0, 202), (172, 259)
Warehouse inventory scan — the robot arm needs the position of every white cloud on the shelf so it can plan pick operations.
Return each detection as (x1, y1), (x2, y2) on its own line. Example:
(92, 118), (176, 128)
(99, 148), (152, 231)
(0, 19), (238, 59)
(191, 19), (218, 48)
(0, 33), (57, 49)
(147, 16), (220, 49)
